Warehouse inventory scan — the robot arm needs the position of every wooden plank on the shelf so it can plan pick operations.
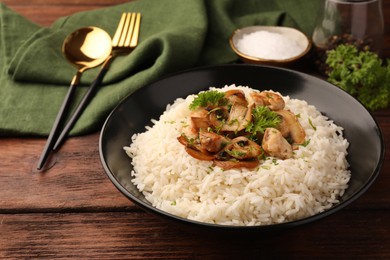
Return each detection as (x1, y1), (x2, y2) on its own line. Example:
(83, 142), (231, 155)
(0, 210), (389, 259)
(0, 133), (132, 211)
(382, 1), (390, 55)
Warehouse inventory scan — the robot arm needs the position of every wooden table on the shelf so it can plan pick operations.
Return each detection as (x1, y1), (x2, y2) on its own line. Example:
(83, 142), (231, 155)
(1, 0), (389, 258)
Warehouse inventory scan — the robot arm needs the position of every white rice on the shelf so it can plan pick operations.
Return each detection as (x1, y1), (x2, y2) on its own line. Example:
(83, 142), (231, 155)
(124, 85), (351, 226)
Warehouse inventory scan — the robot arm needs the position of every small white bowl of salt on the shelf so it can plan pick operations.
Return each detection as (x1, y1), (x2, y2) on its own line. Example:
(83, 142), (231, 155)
(229, 26), (311, 66)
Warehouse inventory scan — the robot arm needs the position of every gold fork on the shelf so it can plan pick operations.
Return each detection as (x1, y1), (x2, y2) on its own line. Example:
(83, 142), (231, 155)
(112, 12), (141, 55)
(52, 12), (141, 151)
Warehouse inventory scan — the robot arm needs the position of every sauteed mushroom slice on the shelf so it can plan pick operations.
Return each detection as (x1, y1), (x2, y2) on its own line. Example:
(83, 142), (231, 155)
(185, 146), (215, 161)
(214, 160), (259, 170)
(190, 108), (211, 130)
(177, 134), (201, 151)
(221, 103), (253, 132)
(223, 136), (263, 160)
(250, 91), (285, 111)
(224, 89), (248, 106)
(262, 128), (292, 159)
(199, 129), (230, 153)
(208, 106), (229, 129)
(275, 109), (306, 145)
(178, 132), (207, 154)
(212, 136), (262, 170)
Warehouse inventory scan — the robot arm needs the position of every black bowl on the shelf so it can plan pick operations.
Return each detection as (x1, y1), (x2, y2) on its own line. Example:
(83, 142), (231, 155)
(99, 64), (384, 232)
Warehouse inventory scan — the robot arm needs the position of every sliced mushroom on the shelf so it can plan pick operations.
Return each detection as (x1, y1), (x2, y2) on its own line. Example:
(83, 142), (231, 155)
(190, 108), (210, 130)
(208, 106), (229, 129)
(221, 103), (253, 132)
(199, 129), (230, 153)
(223, 136), (263, 160)
(275, 109), (306, 145)
(262, 128), (293, 159)
(250, 91), (285, 111)
(224, 89), (248, 106)
(185, 146), (215, 161)
(214, 160), (259, 170)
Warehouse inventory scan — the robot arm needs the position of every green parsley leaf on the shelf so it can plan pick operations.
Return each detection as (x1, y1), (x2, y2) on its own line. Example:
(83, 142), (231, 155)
(272, 158), (279, 165)
(189, 90), (227, 110)
(300, 139), (311, 147)
(245, 106), (281, 138)
(308, 118), (316, 130)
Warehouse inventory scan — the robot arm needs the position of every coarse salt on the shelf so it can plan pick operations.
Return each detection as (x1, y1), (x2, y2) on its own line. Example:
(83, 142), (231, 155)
(236, 31), (303, 60)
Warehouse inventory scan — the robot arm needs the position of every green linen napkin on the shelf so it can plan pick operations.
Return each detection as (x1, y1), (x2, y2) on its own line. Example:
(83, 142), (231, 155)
(0, 0), (321, 137)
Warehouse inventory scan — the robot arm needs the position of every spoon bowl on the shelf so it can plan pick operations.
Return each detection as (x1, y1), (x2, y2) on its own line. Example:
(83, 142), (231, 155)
(37, 26), (112, 170)
(63, 26), (112, 74)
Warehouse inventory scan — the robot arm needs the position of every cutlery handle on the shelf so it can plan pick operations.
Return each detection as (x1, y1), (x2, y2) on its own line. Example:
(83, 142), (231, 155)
(53, 66), (109, 151)
(37, 76), (79, 170)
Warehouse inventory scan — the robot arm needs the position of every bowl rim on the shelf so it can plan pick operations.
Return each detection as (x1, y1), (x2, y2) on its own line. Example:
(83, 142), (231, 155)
(229, 25), (312, 63)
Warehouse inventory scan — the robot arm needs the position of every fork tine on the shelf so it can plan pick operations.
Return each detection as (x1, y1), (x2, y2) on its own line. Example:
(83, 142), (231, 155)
(129, 13), (141, 47)
(118, 13), (131, 47)
(112, 13), (127, 47)
(124, 13), (136, 47)
(112, 12), (141, 48)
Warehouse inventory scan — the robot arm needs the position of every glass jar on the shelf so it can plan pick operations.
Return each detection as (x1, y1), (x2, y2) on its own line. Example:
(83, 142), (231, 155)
(312, 0), (384, 74)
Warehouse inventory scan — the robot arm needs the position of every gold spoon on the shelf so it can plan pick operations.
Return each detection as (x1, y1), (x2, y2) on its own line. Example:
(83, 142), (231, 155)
(37, 26), (112, 170)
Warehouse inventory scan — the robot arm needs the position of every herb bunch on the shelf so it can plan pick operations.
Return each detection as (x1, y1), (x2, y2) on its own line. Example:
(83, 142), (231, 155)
(326, 44), (390, 110)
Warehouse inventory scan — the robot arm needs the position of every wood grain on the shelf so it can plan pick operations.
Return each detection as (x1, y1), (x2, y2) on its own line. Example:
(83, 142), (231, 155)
(384, 1), (390, 51)
(1, 133), (132, 212)
(1, 0), (129, 26)
(1, 210), (389, 259)
(0, 0), (389, 259)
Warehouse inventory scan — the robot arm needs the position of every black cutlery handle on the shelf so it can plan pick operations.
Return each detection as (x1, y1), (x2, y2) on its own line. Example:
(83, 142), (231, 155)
(37, 79), (78, 170)
(53, 66), (109, 151)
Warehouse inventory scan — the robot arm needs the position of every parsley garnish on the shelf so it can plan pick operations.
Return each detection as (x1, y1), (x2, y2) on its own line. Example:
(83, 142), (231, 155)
(245, 106), (281, 138)
(308, 118), (316, 130)
(300, 139), (311, 147)
(189, 90), (227, 110)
